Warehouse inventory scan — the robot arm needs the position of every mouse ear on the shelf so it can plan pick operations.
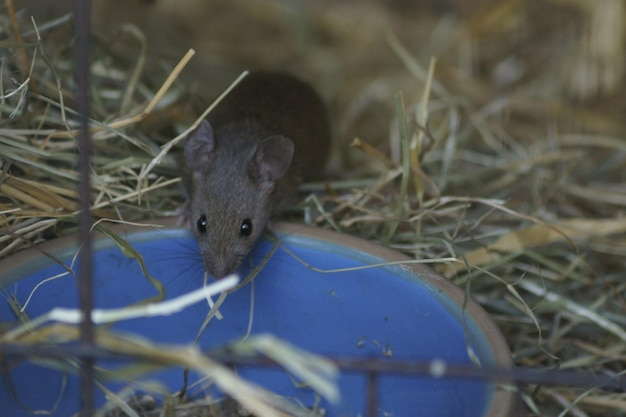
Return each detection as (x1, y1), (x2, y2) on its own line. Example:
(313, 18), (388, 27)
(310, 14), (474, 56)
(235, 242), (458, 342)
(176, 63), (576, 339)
(184, 120), (216, 171)
(253, 135), (294, 182)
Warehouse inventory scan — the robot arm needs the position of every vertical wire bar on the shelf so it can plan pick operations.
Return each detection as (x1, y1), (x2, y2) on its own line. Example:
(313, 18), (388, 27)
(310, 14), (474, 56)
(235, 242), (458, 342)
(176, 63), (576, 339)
(367, 371), (378, 417)
(75, 0), (95, 416)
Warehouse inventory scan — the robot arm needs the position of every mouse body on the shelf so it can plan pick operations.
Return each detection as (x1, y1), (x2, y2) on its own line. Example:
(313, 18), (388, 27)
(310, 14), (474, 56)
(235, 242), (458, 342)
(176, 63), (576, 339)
(183, 72), (330, 279)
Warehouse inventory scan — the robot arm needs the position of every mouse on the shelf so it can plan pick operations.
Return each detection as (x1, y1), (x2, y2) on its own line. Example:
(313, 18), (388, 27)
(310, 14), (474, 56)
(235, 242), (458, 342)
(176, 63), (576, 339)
(182, 71), (330, 279)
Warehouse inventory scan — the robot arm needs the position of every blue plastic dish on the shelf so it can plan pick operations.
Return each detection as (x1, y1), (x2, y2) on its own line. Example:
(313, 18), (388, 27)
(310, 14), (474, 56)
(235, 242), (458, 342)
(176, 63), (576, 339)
(0, 220), (513, 417)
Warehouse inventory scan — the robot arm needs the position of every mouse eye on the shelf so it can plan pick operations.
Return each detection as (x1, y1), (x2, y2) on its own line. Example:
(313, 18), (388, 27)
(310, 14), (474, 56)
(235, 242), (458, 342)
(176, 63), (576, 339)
(240, 218), (253, 237)
(197, 215), (207, 233)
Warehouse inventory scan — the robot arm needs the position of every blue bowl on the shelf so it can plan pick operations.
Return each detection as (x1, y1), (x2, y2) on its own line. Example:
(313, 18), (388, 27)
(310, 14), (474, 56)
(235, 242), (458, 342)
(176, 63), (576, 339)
(0, 220), (514, 417)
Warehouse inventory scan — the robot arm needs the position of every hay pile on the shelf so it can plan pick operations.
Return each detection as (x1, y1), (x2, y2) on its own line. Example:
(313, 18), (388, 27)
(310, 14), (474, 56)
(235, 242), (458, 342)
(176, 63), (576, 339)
(1, 0), (625, 416)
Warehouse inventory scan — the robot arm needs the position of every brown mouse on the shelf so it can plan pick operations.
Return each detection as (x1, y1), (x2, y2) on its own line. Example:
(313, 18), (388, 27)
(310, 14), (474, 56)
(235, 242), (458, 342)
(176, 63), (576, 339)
(182, 71), (330, 279)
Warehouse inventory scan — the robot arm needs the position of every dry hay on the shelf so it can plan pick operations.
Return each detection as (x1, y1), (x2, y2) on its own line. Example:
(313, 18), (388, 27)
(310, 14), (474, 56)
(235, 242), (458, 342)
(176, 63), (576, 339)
(1, 0), (626, 416)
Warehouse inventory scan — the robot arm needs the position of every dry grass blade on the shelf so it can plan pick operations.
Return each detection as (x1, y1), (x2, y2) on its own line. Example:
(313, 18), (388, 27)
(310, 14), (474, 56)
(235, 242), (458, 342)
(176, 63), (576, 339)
(517, 279), (626, 343)
(3, 323), (336, 417)
(386, 91), (410, 242)
(249, 335), (339, 403)
(3, 276), (238, 341)
(1, 25), (192, 256)
(412, 56), (436, 203)
(95, 223), (165, 303)
(438, 217), (626, 276)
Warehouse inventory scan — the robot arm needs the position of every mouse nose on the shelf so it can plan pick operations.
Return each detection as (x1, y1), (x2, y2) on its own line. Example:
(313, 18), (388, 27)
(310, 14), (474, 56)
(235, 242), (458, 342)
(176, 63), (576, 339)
(212, 270), (229, 280)
(207, 258), (237, 280)
(200, 242), (243, 280)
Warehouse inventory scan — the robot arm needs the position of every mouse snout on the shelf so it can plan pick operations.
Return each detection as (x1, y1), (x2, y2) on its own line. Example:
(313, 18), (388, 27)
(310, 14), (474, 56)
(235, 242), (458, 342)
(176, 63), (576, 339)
(211, 266), (231, 280)
(203, 253), (241, 280)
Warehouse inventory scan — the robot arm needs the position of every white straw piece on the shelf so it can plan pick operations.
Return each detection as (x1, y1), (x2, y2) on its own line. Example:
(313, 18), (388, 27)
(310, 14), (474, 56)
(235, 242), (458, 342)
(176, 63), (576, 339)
(48, 274), (239, 325)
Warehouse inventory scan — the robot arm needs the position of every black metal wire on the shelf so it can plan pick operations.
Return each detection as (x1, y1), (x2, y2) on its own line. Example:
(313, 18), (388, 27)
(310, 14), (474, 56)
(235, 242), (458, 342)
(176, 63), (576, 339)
(74, 0), (95, 415)
(367, 371), (379, 417)
(1, 342), (624, 393)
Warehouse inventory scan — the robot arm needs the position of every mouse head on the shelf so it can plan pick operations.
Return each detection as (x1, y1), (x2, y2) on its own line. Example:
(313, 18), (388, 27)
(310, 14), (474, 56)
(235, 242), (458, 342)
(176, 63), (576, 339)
(184, 120), (294, 279)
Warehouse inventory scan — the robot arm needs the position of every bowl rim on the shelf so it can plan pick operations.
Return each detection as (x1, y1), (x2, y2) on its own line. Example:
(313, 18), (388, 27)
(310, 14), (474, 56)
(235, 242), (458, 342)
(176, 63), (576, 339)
(0, 218), (515, 417)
